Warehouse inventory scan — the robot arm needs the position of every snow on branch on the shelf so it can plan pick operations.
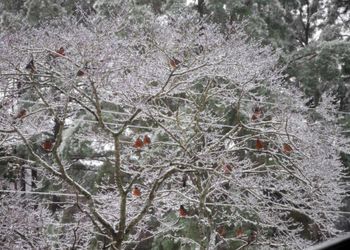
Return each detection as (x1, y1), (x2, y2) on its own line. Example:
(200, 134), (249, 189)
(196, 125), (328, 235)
(0, 9), (347, 249)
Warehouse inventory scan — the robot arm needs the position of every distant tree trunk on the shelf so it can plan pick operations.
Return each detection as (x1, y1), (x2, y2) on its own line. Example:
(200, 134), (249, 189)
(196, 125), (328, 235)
(151, 0), (164, 14)
(197, 0), (205, 17)
(305, 1), (310, 45)
(31, 168), (37, 189)
(20, 165), (25, 191)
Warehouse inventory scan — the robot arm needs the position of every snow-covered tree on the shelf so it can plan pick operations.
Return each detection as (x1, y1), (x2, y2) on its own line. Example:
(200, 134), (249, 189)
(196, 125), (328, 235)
(187, 1), (350, 113)
(0, 8), (348, 249)
(0, 192), (96, 249)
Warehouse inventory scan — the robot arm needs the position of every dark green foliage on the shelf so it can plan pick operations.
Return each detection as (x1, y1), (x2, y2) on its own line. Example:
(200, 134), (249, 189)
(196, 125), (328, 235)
(287, 41), (350, 110)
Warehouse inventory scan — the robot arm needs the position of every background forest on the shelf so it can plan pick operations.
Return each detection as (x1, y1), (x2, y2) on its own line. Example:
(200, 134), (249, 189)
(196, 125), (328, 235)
(0, 0), (349, 249)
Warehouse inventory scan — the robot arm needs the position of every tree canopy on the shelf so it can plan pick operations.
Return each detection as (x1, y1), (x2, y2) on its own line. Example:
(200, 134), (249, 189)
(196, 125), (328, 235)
(1, 1), (350, 249)
(1, 6), (348, 249)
